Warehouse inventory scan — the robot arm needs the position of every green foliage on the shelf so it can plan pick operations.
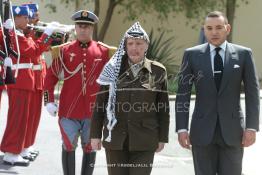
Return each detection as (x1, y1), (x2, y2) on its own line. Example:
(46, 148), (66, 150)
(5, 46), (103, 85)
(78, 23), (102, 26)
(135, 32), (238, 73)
(43, 0), (250, 41)
(44, 0), (222, 22)
(167, 78), (178, 94)
(44, 3), (57, 13)
(118, 0), (181, 21)
(146, 29), (180, 76)
(44, 0), (250, 27)
(168, 78), (196, 95)
(145, 29), (183, 94)
(117, 0), (249, 30)
(117, 0), (222, 24)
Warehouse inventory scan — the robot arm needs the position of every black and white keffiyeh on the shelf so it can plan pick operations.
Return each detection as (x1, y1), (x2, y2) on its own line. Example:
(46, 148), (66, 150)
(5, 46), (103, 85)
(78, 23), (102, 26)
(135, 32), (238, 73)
(96, 22), (149, 142)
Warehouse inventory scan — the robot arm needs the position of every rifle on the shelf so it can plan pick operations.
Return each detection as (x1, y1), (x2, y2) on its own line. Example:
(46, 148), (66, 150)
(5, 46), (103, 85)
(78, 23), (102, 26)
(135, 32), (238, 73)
(0, 0), (20, 85)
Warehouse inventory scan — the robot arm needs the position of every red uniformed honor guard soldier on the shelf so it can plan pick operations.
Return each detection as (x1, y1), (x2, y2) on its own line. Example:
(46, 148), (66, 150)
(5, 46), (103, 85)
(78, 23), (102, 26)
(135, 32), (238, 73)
(21, 3), (47, 160)
(44, 10), (116, 175)
(0, 5), (55, 166)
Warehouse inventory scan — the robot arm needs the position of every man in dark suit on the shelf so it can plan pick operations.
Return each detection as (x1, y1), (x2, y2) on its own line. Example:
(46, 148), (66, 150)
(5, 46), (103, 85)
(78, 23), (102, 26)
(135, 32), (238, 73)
(175, 11), (260, 175)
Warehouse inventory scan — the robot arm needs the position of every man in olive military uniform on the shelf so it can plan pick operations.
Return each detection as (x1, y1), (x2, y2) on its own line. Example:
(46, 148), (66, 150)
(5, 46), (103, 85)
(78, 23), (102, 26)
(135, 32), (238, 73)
(91, 22), (170, 175)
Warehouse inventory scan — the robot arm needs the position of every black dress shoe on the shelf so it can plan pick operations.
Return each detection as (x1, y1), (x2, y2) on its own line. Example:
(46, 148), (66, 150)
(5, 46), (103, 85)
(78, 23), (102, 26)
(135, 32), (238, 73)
(3, 160), (30, 166)
(22, 154), (36, 161)
(30, 150), (39, 156)
(3, 153), (30, 166)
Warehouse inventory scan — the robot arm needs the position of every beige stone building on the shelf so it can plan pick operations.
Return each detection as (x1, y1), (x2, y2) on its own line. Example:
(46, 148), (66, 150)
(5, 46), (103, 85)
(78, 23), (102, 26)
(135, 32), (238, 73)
(12, 0), (262, 79)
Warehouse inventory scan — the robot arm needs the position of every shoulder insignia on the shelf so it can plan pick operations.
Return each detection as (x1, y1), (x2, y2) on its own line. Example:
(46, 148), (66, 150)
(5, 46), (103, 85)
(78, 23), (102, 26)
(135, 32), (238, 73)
(151, 60), (166, 71)
(50, 42), (70, 60)
(98, 41), (117, 58)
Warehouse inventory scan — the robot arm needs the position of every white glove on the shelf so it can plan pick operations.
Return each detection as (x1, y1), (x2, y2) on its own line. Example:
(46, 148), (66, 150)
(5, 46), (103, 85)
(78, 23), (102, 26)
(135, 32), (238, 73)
(3, 19), (14, 30)
(50, 21), (60, 27)
(48, 22), (74, 33)
(49, 22), (67, 33)
(44, 24), (56, 36)
(46, 102), (58, 117)
(4, 57), (13, 67)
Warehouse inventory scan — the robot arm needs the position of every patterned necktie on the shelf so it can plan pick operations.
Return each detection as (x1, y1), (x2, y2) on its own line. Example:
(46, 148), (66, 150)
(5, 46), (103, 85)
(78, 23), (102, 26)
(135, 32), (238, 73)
(214, 47), (223, 91)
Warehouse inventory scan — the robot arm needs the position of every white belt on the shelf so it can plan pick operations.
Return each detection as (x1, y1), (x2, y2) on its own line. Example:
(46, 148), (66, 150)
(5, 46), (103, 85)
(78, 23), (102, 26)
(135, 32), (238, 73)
(12, 63), (33, 70)
(32, 64), (42, 71)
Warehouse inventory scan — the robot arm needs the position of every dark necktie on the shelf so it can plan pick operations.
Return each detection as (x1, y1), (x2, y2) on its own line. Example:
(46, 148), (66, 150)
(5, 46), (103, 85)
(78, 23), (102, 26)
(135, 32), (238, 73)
(214, 47), (223, 91)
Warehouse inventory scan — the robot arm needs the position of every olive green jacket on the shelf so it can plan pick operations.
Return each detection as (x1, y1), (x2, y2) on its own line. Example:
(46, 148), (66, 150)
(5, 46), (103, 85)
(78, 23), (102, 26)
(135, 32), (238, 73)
(90, 56), (170, 151)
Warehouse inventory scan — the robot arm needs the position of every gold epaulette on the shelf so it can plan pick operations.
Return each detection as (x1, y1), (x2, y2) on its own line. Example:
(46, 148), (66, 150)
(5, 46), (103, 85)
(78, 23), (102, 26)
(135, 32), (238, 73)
(98, 41), (117, 58)
(50, 42), (71, 60)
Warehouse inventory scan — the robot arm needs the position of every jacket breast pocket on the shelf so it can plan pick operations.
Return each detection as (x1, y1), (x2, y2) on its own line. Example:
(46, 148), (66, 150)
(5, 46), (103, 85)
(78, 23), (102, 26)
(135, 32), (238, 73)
(231, 60), (242, 74)
(232, 66), (242, 75)
(92, 58), (103, 69)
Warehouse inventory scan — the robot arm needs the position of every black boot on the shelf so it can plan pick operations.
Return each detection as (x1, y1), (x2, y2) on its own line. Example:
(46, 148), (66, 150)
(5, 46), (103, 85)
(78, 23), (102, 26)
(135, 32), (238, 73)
(62, 147), (75, 175)
(81, 152), (96, 175)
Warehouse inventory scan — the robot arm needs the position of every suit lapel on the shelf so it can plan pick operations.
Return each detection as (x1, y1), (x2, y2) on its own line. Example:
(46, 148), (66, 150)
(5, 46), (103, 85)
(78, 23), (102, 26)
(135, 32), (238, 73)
(218, 43), (235, 95)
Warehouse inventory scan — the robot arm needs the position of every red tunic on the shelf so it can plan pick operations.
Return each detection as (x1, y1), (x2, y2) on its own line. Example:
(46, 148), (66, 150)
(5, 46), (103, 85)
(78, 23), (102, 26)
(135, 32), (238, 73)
(26, 30), (48, 91)
(23, 31), (48, 148)
(7, 31), (51, 91)
(44, 40), (110, 119)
